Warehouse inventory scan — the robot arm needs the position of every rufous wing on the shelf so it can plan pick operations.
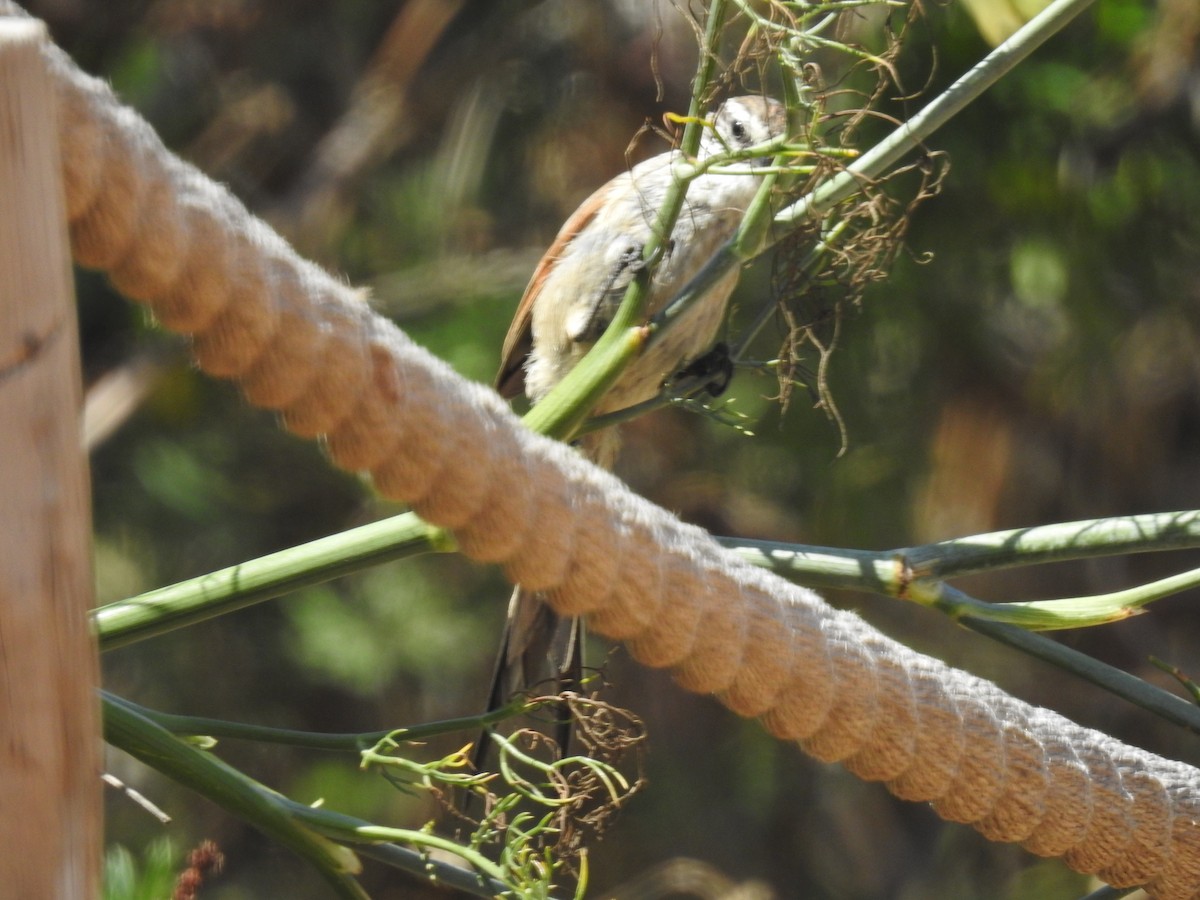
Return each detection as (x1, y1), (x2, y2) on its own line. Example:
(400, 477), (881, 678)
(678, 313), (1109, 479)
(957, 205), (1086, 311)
(494, 179), (617, 399)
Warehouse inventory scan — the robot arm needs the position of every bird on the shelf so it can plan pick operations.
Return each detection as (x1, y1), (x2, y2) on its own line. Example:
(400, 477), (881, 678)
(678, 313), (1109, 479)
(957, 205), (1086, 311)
(481, 94), (786, 762)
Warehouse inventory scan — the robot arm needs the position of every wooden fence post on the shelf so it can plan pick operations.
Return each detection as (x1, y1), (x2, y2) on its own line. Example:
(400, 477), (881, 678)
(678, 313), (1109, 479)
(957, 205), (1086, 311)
(0, 18), (101, 897)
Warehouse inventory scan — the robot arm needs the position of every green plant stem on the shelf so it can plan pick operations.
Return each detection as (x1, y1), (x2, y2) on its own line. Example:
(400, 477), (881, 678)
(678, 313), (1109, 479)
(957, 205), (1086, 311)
(102, 690), (527, 752)
(736, 545), (1200, 630)
(727, 538), (898, 591)
(961, 617), (1200, 737)
(284, 805), (511, 889)
(94, 511), (452, 650)
(1150, 656), (1200, 705)
(581, 214), (847, 434)
(521, 325), (647, 442)
(650, 142), (787, 340)
(685, 0), (730, 130)
(775, 0), (1097, 227)
(912, 566), (1200, 629)
(102, 694), (369, 900)
(724, 512), (1200, 586)
(519, 0), (730, 443)
(902, 511), (1200, 578)
(349, 842), (512, 900)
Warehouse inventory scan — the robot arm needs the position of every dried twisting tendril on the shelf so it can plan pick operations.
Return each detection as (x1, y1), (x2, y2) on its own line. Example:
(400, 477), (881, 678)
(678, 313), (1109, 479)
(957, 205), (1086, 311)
(362, 683), (645, 896)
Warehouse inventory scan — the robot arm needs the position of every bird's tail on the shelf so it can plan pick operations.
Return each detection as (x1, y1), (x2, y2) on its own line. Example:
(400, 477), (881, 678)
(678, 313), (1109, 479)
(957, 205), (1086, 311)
(473, 426), (617, 775)
(473, 585), (582, 773)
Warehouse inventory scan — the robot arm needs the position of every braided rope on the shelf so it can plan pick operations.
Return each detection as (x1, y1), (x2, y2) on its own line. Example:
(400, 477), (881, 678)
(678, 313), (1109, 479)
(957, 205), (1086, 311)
(10, 4), (1200, 895)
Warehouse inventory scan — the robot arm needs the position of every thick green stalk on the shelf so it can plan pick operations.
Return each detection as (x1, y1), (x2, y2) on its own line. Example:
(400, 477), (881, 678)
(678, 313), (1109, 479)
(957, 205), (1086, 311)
(103, 692), (520, 897)
(95, 511), (451, 650)
(102, 694), (368, 899)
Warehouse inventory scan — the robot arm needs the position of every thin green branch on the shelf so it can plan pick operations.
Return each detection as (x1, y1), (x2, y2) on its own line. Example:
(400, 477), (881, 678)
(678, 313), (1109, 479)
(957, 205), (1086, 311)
(94, 511), (452, 650)
(686, 0), (731, 128)
(774, 0), (1098, 227)
(733, 0), (906, 34)
(579, 215), (850, 437)
(520, 0), (730, 443)
(723, 512), (1200, 587)
(102, 690), (528, 752)
(288, 808), (511, 889)
(904, 579), (1140, 631)
(349, 842), (512, 900)
(1150, 656), (1200, 706)
(966, 566), (1200, 628)
(732, 539), (1199, 628)
(961, 618), (1200, 737)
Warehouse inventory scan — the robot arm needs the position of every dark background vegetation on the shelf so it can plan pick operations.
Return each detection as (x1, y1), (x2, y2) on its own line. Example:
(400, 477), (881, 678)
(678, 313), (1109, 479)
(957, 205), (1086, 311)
(33, 0), (1200, 896)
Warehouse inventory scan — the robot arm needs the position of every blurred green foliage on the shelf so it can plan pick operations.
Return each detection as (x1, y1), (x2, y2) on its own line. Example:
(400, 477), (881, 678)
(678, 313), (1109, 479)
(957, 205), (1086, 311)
(103, 837), (180, 900)
(46, 0), (1200, 897)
